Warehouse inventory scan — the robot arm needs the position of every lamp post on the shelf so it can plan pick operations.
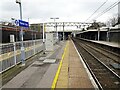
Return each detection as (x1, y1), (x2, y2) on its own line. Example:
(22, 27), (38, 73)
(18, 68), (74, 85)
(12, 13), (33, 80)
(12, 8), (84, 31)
(50, 17), (59, 42)
(16, 0), (25, 66)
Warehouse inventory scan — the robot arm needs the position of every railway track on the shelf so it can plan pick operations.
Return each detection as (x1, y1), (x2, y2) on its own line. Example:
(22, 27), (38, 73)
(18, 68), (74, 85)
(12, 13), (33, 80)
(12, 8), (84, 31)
(73, 38), (120, 89)
(77, 39), (120, 76)
(78, 38), (120, 64)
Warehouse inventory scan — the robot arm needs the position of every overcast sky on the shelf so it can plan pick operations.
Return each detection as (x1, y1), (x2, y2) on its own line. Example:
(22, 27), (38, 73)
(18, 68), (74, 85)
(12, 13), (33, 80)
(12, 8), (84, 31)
(0, 0), (119, 24)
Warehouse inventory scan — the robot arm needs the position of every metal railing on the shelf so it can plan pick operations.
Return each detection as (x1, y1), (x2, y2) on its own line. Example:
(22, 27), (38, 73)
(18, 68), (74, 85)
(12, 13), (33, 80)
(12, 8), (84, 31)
(0, 39), (44, 73)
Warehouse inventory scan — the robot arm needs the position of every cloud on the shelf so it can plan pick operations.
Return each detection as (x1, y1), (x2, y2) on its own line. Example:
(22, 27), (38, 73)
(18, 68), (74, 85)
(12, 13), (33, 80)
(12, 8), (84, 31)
(0, 0), (119, 23)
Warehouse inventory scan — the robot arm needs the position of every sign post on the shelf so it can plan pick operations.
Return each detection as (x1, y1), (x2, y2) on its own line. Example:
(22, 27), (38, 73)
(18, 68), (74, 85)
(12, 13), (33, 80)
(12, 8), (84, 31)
(17, 19), (29, 66)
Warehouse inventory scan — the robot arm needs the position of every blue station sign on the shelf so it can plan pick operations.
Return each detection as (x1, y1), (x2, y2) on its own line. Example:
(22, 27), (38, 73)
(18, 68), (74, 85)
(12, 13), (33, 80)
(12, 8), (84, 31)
(18, 20), (29, 28)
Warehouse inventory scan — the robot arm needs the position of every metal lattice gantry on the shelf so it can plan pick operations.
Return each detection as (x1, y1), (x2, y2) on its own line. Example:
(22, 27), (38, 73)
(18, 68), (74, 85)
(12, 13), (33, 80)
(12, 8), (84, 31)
(44, 22), (92, 41)
(45, 22), (92, 28)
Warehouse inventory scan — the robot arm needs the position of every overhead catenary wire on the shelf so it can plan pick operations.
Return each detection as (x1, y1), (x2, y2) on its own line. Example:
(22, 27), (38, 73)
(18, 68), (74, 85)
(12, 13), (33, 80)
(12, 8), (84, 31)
(93, 0), (120, 20)
(85, 0), (108, 22)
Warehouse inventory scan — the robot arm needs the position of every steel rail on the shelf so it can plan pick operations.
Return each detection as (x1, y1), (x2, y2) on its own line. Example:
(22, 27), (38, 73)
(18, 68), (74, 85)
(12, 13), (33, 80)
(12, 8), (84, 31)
(79, 41), (120, 79)
(73, 39), (103, 90)
(73, 38), (120, 89)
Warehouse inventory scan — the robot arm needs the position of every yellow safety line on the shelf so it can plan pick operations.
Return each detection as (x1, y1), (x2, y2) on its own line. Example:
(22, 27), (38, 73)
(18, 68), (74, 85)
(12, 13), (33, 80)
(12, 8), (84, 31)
(51, 41), (68, 89)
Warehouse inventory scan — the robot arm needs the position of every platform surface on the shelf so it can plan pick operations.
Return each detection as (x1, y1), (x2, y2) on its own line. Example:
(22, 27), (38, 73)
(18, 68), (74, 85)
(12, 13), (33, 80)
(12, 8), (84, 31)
(90, 40), (120, 48)
(1, 40), (97, 89)
(81, 38), (120, 48)
(1, 41), (66, 89)
(54, 40), (97, 88)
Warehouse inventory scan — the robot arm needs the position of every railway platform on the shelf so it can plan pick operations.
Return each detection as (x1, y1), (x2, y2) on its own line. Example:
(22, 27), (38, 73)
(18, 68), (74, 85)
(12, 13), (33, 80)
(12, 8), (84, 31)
(1, 41), (66, 89)
(52, 40), (98, 89)
(1, 39), (98, 89)
(90, 40), (120, 48)
(78, 38), (120, 56)
(80, 38), (120, 48)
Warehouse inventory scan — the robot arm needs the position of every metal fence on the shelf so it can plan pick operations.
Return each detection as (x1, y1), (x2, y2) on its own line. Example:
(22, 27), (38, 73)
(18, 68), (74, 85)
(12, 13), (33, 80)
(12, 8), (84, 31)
(0, 39), (44, 73)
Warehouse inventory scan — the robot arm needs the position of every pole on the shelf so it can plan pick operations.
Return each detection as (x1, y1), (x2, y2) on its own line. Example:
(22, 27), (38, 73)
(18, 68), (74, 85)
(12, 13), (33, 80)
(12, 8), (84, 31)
(34, 34), (36, 54)
(43, 23), (45, 43)
(56, 22), (58, 41)
(107, 28), (110, 42)
(16, 25), (17, 41)
(42, 23), (45, 54)
(19, 2), (25, 66)
(54, 20), (57, 43)
(63, 22), (64, 40)
(98, 28), (100, 41)
(53, 20), (57, 43)
(11, 35), (17, 65)
(13, 42), (17, 65)
(50, 18), (59, 43)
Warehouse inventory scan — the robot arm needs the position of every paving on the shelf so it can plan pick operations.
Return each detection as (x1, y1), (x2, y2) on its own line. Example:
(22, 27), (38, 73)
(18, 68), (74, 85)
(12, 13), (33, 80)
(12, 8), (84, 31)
(91, 40), (120, 48)
(55, 40), (98, 88)
(1, 41), (66, 89)
(1, 39), (98, 89)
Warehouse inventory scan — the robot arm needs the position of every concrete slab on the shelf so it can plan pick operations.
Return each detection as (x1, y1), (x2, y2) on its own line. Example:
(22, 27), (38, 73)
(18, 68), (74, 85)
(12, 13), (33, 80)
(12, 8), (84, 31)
(69, 77), (93, 88)
(2, 41), (67, 89)
(69, 67), (89, 78)
(21, 64), (50, 88)
(39, 57), (46, 61)
(55, 40), (96, 89)
(2, 65), (39, 88)
(32, 61), (44, 67)
(69, 62), (83, 68)
(57, 75), (68, 81)
(43, 59), (56, 64)
(56, 80), (68, 88)
(61, 63), (68, 67)
(36, 64), (59, 88)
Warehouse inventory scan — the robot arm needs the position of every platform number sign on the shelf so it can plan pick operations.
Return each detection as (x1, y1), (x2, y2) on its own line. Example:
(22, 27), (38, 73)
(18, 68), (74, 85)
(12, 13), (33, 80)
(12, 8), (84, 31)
(15, 19), (29, 28)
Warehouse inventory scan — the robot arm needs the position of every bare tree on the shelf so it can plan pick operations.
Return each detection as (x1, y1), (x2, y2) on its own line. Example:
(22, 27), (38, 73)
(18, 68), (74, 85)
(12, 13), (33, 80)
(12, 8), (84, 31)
(106, 14), (119, 27)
